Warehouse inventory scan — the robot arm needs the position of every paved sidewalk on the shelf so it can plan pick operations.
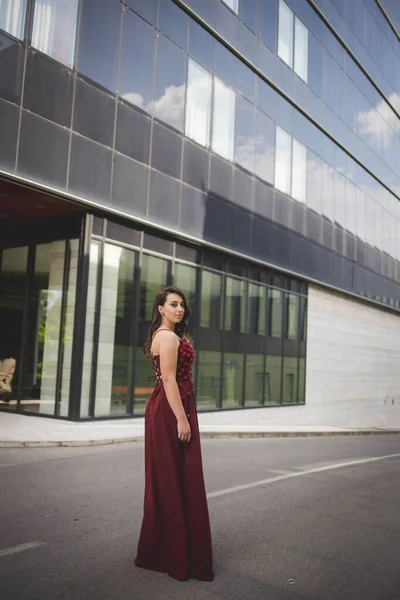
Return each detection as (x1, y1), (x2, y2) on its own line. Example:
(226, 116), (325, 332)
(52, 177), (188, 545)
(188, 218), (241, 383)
(1, 411), (399, 447)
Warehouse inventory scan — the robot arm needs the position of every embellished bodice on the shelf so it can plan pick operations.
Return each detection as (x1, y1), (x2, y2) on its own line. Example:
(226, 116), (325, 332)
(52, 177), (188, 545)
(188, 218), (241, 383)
(151, 338), (195, 388)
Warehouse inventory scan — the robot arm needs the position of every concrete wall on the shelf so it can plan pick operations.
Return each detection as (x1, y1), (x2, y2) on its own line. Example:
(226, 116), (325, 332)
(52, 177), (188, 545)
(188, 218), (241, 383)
(198, 285), (400, 428)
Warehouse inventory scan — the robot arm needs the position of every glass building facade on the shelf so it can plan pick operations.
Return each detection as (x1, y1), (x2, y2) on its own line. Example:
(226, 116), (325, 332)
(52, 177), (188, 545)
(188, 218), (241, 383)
(0, 0), (399, 420)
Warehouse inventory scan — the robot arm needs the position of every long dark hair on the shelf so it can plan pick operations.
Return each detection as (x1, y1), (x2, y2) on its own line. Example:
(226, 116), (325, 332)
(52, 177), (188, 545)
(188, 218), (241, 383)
(143, 286), (192, 358)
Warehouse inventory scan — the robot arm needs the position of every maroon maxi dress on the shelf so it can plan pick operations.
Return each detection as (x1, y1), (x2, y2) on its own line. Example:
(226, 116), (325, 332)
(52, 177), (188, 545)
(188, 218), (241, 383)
(135, 337), (214, 581)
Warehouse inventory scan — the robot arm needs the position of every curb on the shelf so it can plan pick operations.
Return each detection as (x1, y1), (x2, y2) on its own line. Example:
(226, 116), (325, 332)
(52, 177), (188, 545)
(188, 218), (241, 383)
(1, 429), (399, 448)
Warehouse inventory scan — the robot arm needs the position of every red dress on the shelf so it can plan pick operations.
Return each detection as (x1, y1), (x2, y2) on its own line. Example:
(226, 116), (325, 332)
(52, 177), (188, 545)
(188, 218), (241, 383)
(135, 338), (214, 581)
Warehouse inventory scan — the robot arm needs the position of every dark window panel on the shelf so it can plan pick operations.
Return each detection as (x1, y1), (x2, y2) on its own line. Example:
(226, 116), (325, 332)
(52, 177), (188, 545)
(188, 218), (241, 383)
(23, 51), (73, 127)
(182, 140), (209, 190)
(148, 169), (180, 227)
(153, 35), (186, 132)
(255, 180), (274, 220)
(345, 231), (356, 261)
(158, 0), (188, 49)
(0, 99), (18, 170)
(0, 34), (24, 104)
(77, 0), (121, 93)
(305, 209), (321, 243)
(235, 95), (256, 173)
(214, 41), (237, 89)
(322, 217), (333, 249)
(274, 191), (291, 229)
(308, 34), (324, 99)
(151, 121), (182, 180)
(233, 206), (253, 254)
(258, 80), (276, 121)
(175, 243), (201, 263)
(73, 78), (115, 147)
(115, 101), (151, 164)
(241, 0), (258, 34)
(189, 0), (216, 27)
(237, 61), (256, 103)
(106, 220), (141, 246)
(255, 109), (275, 184)
(125, 0), (158, 25)
(238, 23), (258, 65)
(209, 155), (233, 201)
(291, 200), (305, 235)
(334, 224), (345, 255)
(258, 39), (277, 80)
(188, 19), (214, 71)
(203, 193), (233, 247)
(277, 59), (294, 98)
(119, 10), (156, 113)
(215, 1), (238, 47)
(111, 153), (148, 217)
(234, 167), (253, 211)
(69, 134), (112, 203)
(180, 184), (206, 238)
(275, 92), (293, 132)
(259, 0), (278, 52)
(92, 216), (104, 236)
(18, 111), (69, 188)
(143, 233), (173, 255)
(253, 215), (269, 260)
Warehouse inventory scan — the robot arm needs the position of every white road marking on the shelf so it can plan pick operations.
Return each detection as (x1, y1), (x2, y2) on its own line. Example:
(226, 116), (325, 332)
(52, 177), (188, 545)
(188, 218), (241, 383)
(207, 453), (400, 499)
(0, 542), (45, 558)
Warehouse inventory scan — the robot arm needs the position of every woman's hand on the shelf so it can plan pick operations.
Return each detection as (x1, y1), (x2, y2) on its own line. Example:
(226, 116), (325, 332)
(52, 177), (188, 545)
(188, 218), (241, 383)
(177, 417), (191, 443)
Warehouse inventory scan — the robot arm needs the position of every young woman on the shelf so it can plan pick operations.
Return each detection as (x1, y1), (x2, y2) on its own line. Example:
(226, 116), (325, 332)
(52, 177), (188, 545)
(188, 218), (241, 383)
(134, 286), (214, 582)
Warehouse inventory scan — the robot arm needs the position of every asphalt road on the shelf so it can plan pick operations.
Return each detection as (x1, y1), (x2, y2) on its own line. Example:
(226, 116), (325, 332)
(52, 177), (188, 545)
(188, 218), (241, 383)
(0, 435), (399, 600)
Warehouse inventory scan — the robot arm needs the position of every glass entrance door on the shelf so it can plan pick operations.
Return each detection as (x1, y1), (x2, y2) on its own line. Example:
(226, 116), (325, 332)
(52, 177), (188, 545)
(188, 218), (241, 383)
(0, 247), (29, 410)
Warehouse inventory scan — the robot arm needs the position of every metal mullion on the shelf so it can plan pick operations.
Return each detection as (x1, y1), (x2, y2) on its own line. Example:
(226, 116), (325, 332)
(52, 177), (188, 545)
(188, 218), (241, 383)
(68, 214), (92, 421)
(128, 251), (141, 415)
(88, 240), (105, 418)
(219, 274), (226, 410)
(54, 240), (71, 417)
(240, 281), (248, 408)
(262, 284), (268, 406)
(193, 266), (202, 403)
(16, 244), (35, 410)
(279, 290), (286, 405)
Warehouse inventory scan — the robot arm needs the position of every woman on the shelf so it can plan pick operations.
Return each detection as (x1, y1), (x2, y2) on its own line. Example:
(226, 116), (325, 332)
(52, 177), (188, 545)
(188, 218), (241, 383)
(135, 286), (214, 582)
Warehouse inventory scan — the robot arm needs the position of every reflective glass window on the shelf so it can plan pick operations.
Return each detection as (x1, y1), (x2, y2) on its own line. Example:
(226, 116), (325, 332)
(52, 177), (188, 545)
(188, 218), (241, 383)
(212, 77), (236, 162)
(294, 17), (308, 82)
(198, 270), (223, 410)
(334, 170), (346, 229)
(174, 263), (197, 339)
(185, 59), (212, 148)
(214, 41), (237, 89)
(94, 245), (136, 417)
(134, 254), (169, 414)
(119, 10), (156, 112)
(247, 282), (266, 335)
(31, 0), (78, 67)
(78, 0), (121, 92)
(269, 288), (283, 338)
(356, 187), (366, 241)
(153, 35), (186, 132)
(237, 61), (256, 103)
(222, 0), (238, 14)
(225, 277), (247, 333)
(258, 80), (276, 121)
(275, 126), (291, 195)
(241, 0), (258, 33)
(255, 109), (275, 184)
(188, 18), (214, 71)
(278, 0), (293, 69)
(292, 138), (307, 203)
(158, 0), (188, 50)
(306, 150), (322, 214)
(0, 0), (26, 39)
(235, 95), (256, 173)
(286, 293), (299, 339)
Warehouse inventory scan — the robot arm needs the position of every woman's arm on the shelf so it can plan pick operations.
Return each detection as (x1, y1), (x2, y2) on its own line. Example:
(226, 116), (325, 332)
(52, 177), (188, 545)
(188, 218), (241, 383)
(158, 331), (191, 443)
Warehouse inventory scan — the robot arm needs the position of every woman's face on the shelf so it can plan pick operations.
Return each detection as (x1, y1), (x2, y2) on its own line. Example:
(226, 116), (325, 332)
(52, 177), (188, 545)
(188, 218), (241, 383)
(159, 293), (185, 324)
